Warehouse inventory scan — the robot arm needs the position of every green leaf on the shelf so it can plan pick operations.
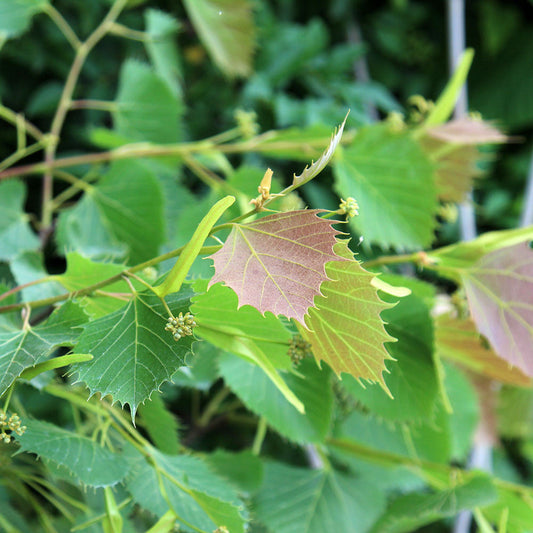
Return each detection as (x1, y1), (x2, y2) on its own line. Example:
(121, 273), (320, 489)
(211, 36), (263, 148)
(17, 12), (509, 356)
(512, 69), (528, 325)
(253, 461), (385, 533)
(299, 241), (395, 389)
(482, 486), (533, 533)
(0, 301), (87, 397)
(125, 446), (246, 533)
(0, 0), (49, 40)
(56, 160), (165, 264)
(208, 210), (342, 324)
(334, 124), (437, 249)
(15, 419), (129, 487)
(219, 355), (333, 443)
(204, 449), (263, 494)
(341, 290), (438, 422)
(497, 386), (533, 438)
(369, 473), (497, 533)
(72, 288), (194, 418)
(182, 0), (254, 77)
(461, 240), (533, 377)
(138, 393), (181, 455)
(144, 9), (183, 96)
(0, 181), (40, 262)
(114, 59), (184, 144)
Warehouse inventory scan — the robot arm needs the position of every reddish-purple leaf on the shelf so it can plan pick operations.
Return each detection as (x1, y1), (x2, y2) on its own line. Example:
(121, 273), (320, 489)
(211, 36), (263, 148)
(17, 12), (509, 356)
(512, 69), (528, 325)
(428, 117), (507, 145)
(464, 240), (533, 376)
(208, 210), (342, 324)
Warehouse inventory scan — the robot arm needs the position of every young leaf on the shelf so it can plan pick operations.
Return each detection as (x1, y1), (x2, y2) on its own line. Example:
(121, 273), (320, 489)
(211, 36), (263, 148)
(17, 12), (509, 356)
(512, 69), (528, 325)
(0, 301), (88, 397)
(253, 461), (385, 533)
(15, 419), (129, 487)
(299, 241), (396, 389)
(219, 355), (333, 443)
(208, 210), (343, 324)
(71, 288), (195, 418)
(182, 0), (254, 77)
(427, 117), (508, 145)
(334, 124), (437, 250)
(435, 314), (531, 386)
(0, 181), (40, 262)
(462, 240), (533, 376)
(291, 113), (348, 188)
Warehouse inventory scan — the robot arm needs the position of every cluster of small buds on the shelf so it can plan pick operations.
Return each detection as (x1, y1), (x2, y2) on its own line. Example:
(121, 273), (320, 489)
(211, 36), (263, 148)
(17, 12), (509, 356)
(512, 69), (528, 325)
(214, 527), (229, 533)
(408, 95), (434, 123)
(386, 111), (406, 131)
(165, 312), (196, 341)
(288, 334), (312, 365)
(338, 197), (359, 219)
(234, 108), (259, 139)
(0, 411), (26, 444)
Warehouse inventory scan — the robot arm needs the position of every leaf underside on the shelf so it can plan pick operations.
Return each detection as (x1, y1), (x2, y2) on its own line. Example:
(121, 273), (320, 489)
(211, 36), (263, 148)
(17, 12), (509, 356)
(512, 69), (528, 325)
(299, 241), (396, 388)
(463, 240), (533, 376)
(208, 210), (343, 325)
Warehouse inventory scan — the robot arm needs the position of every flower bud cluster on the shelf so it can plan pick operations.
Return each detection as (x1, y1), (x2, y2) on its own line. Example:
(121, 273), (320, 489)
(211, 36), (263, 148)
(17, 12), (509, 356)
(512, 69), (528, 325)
(338, 197), (359, 219)
(0, 411), (26, 444)
(165, 312), (196, 341)
(288, 334), (312, 365)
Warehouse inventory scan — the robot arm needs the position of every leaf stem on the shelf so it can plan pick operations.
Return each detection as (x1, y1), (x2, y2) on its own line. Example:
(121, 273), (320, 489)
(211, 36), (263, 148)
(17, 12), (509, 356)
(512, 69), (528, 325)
(42, 3), (82, 50)
(197, 386), (231, 427)
(362, 252), (423, 269)
(252, 416), (267, 455)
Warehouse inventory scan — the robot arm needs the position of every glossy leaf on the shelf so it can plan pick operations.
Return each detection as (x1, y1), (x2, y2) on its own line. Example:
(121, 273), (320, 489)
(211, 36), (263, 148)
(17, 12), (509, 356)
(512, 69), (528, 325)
(253, 461), (385, 533)
(463, 240), (533, 376)
(0, 301), (88, 397)
(299, 241), (395, 389)
(208, 210), (342, 324)
(183, 0), (254, 77)
(0, 181), (39, 261)
(334, 124), (437, 249)
(72, 288), (195, 418)
(56, 160), (165, 264)
(436, 313), (530, 386)
(219, 355), (333, 443)
(15, 419), (129, 487)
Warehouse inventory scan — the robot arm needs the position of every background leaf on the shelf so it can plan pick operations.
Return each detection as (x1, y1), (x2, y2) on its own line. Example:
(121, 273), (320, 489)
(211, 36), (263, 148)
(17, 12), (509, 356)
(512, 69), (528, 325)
(463, 240), (533, 376)
(0, 181), (40, 262)
(0, 301), (87, 397)
(334, 124), (437, 249)
(15, 419), (129, 487)
(0, 0), (49, 40)
(208, 210), (342, 324)
(182, 0), (255, 77)
(300, 241), (395, 388)
(72, 288), (194, 418)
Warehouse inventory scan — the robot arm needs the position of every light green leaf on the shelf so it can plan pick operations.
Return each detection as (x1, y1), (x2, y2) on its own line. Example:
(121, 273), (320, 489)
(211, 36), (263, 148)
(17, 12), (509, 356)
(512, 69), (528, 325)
(15, 419), (129, 487)
(125, 446), (245, 533)
(299, 241), (396, 389)
(183, 0), (254, 77)
(0, 301), (88, 397)
(480, 486), (533, 533)
(369, 474), (497, 533)
(144, 9), (183, 96)
(219, 355), (333, 443)
(114, 59), (184, 144)
(72, 288), (194, 418)
(0, 181), (40, 262)
(341, 290), (439, 422)
(0, 0), (49, 40)
(56, 160), (165, 264)
(334, 124), (437, 249)
(138, 393), (181, 455)
(253, 461), (385, 533)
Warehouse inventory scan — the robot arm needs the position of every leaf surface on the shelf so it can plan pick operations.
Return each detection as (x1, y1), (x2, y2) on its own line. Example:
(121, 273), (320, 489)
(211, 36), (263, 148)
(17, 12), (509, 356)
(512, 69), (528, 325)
(0, 302), (87, 397)
(0, 0), (48, 40)
(208, 210), (342, 324)
(436, 313), (531, 386)
(72, 288), (194, 418)
(182, 0), (254, 77)
(0, 181), (40, 261)
(463, 240), (533, 376)
(299, 241), (395, 388)
(334, 124), (437, 249)
(15, 419), (128, 487)
(253, 461), (385, 533)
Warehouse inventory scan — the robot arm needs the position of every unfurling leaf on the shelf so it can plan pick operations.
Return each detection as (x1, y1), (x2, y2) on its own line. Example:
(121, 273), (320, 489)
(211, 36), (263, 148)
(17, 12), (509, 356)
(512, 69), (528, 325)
(435, 314), (530, 386)
(463, 240), (533, 376)
(292, 113), (348, 188)
(208, 210), (343, 324)
(427, 117), (508, 145)
(299, 241), (396, 389)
